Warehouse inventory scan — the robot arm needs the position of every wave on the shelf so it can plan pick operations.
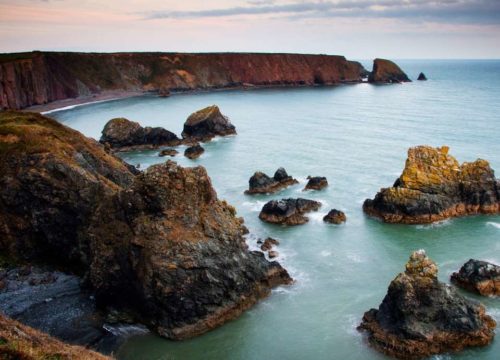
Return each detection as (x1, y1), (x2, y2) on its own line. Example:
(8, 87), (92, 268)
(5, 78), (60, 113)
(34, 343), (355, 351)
(415, 219), (451, 230)
(486, 222), (500, 229)
(103, 323), (149, 337)
(241, 200), (267, 212)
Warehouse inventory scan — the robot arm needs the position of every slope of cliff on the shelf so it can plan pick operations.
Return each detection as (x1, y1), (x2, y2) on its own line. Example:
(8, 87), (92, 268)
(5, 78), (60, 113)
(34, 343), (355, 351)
(0, 51), (367, 110)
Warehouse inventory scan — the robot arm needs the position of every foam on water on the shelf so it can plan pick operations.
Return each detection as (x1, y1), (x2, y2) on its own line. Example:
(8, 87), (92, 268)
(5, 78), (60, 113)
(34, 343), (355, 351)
(486, 222), (500, 229)
(241, 200), (267, 212)
(416, 219), (452, 230)
(103, 323), (149, 337)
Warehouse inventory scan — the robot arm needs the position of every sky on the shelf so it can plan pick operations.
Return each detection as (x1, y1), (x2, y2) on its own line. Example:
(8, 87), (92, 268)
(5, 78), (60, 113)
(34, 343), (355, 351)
(0, 0), (499, 59)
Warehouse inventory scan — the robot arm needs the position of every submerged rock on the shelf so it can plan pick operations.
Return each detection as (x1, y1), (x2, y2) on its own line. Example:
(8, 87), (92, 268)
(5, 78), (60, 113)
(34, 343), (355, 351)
(259, 198), (321, 225)
(245, 168), (298, 194)
(417, 72), (427, 81)
(451, 259), (500, 296)
(159, 149), (178, 157)
(363, 145), (500, 224)
(323, 209), (346, 224)
(100, 118), (180, 151)
(184, 144), (205, 159)
(182, 105), (236, 142)
(304, 176), (328, 191)
(368, 58), (411, 83)
(358, 250), (496, 359)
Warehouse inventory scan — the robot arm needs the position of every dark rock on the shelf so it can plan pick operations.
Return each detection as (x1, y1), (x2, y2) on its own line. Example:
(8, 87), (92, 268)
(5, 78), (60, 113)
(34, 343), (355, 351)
(368, 58), (411, 83)
(358, 250), (496, 359)
(158, 87), (170, 97)
(363, 145), (500, 224)
(323, 209), (346, 224)
(245, 168), (298, 194)
(100, 118), (180, 151)
(260, 237), (280, 252)
(159, 148), (178, 157)
(273, 167), (290, 182)
(417, 72), (427, 81)
(181, 105), (236, 142)
(259, 198), (321, 225)
(304, 176), (328, 191)
(451, 259), (500, 296)
(184, 144), (205, 159)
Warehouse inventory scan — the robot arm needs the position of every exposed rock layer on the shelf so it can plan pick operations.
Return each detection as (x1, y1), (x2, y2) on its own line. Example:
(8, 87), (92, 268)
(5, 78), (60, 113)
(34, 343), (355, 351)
(245, 168), (298, 194)
(451, 259), (500, 296)
(368, 58), (411, 83)
(259, 198), (321, 225)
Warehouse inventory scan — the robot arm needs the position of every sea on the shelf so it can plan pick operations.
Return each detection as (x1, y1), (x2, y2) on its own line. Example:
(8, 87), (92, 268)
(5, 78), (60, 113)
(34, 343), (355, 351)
(50, 60), (500, 360)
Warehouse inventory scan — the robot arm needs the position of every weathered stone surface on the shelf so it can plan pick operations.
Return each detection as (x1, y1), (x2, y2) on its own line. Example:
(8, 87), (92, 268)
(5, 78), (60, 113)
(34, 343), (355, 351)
(245, 168), (298, 194)
(368, 58), (411, 83)
(363, 146), (500, 224)
(259, 198), (321, 225)
(451, 259), (500, 296)
(100, 118), (180, 151)
(358, 250), (496, 359)
(417, 72), (427, 81)
(323, 209), (346, 224)
(304, 176), (328, 191)
(182, 105), (236, 142)
(159, 148), (178, 157)
(184, 144), (205, 159)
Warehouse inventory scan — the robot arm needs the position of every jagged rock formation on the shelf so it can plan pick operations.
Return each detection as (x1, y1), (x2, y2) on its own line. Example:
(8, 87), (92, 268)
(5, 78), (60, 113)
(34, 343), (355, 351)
(368, 58), (411, 83)
(304, 176), (328, 191)
(260, 238), (279, 252)
(181, 106), (236, 142)
(184, 144), (205, 159)
(363, 146), (500, 224)
(259, 198), (321, 225)
(323, 209), (346, 224)
(0, 52), (369, 110)
(100, 118), (180, 151)
(245, 168), (298, 194)
(359, 250), (496, 359)
(159, 149), (178, 157)
(451, 259), (500, 296)
(417, 72), (427, 81)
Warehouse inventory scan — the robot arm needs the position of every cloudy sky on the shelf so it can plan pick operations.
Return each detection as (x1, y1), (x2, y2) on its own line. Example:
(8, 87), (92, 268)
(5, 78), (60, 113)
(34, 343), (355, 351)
(0, 0), (499, 58)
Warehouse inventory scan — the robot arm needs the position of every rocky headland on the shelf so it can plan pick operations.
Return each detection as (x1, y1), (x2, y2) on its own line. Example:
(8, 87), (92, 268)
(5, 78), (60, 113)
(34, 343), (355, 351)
(363, 146), (500, 224)
(368, 58), (411, 83)
(245, 168), (298, 194)
(451, 259), (500, 296)
(358, 250), (496, 359)
(259, 198), (321, 225)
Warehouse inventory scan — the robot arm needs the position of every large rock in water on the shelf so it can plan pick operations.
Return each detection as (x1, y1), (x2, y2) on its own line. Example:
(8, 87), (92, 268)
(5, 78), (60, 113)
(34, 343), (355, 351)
(451, 259), (500, 296)
(182, 105), (236, 141)
(358, 250), (496, 359)
(368, 58), (411, 83)
(100, 118), (180, 151)
(245, 167), (298, 194)
(363, 146), (500, 224)
(88, 161), (292, 339)
(259, 198), (321, 225)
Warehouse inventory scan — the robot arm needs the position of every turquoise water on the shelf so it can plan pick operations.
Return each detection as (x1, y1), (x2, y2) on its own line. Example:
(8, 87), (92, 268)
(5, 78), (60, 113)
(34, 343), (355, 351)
(51, 60), (500, 360)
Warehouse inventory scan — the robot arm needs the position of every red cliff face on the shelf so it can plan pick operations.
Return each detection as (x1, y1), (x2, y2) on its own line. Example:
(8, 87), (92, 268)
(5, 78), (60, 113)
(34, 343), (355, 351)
(0, 52), (367, 110)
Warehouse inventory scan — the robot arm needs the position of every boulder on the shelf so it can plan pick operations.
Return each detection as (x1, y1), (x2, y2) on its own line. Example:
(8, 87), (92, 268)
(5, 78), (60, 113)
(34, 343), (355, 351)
(451, 259), (500, 296)
(184, 144), (205, 159)
(259, 198), (321, 225)
(260, 237), (280, 252)
(100, 118), (180, 151)
(304, 176), (328, 191)
(181, 105), (236, 142)
(245, 167), (298, 194)
(268, 251), (279, 259)
(323, 209), (346, 224)
(368, 58), (411, 83)
(159, 149), (178, 157)
(417, 72), (427, 81)
(358, 250), (496, 359)
(363, 146), (500, 224)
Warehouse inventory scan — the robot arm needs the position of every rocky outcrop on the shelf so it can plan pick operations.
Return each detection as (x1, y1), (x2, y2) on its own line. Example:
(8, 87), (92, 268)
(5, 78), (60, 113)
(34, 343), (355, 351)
(358, 250), (496, 359)
(304, 176), (328, 191)
(0, 52), (369, 110)
(245, 168), (298, 194)
(159, 148), (178, 157)
(363, 146), (500, 224)
(184, 144), (205, 159)
(259, 198), (321, 225)
(100, 118), (180, 151)
(417, 72), (427, 81)
(323, 209), (346, 224)
(181, 106), (236, 142)
(260, 237), (279, 252)
(451, 259), (500, 296)
(368, 58), (411, 83)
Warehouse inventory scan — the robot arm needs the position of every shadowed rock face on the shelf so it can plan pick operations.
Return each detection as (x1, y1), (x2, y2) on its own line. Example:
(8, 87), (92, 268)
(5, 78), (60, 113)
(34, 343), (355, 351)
(368, 58), (411, 83)
(363, 146), (500, 224)
(182, 105), (236, 142)
(359, 250), (496, 359)
(259, 198), (321, 225)
(245, 167), (298, 194)
(451, 259), (500, 296)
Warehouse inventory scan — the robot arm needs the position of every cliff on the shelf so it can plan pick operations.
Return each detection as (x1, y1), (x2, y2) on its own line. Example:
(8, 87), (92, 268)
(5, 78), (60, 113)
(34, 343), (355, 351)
(0, 51), (367, 110)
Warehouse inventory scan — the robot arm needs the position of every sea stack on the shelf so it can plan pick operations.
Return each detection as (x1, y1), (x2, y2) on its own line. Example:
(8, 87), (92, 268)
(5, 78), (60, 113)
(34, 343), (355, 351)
(368, 58), (411, 83)
(451, 259), (500, 296)
(363, 145), (500, 224)
(182, 105), (236, 142)
(417, 72), (427, 80)
(259, 198), (321, 225)
(359, 250), (496, 359)
(245, 168), (298, 194)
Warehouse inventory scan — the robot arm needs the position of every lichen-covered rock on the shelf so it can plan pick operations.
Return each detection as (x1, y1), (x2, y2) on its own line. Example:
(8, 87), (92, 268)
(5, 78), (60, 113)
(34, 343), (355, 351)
(368, 58), (411, 83)
(159, 148), (178, 157)
(451, 259), (500, 296)
(417, 72), (427, 81)
(363, 146), (500, 224)
(184, 144), (204, 159)
(358, 250), (496, 359)
(100, 118), (180, 151)
(259, 198), (321, 225)
(88, 161), (292, 339)
(323, 209), (346, 224)
(181, 105), (236, 142)
(245, 168), (298, 194)
(304, 176), (328, 191)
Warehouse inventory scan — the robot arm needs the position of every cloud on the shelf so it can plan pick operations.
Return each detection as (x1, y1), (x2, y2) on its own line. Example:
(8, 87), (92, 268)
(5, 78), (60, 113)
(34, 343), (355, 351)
(143, 0), (500, 25)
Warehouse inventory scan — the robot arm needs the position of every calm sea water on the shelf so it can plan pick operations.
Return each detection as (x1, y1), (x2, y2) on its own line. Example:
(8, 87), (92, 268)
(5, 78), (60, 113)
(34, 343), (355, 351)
(51, 60), (500, 360)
